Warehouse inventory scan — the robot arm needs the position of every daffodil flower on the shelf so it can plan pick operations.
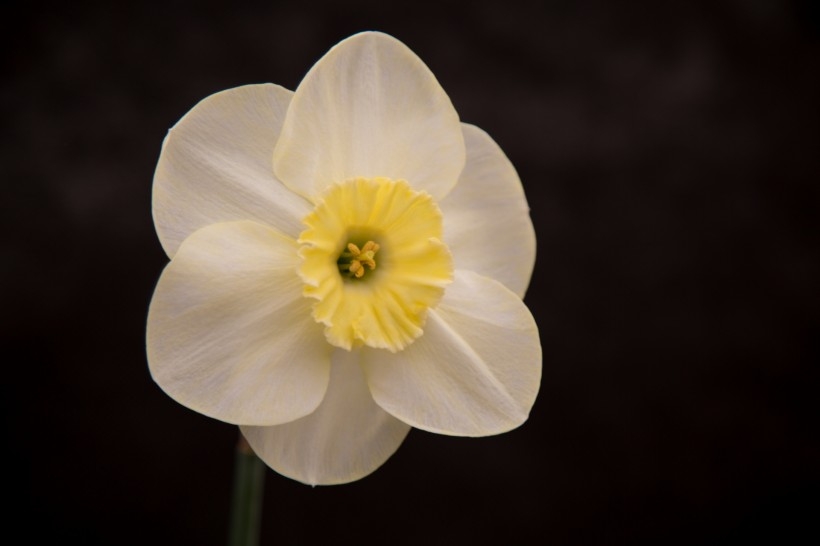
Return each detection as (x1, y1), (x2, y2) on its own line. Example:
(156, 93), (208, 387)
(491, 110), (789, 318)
(147, 32), (541, 485)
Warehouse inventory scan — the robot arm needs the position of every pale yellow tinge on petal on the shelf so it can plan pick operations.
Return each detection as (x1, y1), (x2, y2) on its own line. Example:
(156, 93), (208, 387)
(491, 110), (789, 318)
(299, 178), (453, 352)
(272, 32), (466, 202)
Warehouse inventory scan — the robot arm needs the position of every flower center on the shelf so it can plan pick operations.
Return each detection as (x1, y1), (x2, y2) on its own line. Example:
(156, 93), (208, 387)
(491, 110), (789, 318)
(338, 241), (380, 279)
(298, 177), (453, 352)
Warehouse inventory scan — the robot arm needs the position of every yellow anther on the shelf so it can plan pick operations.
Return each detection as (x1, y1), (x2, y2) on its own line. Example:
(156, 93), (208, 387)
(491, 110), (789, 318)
(342, 240), (380, 279)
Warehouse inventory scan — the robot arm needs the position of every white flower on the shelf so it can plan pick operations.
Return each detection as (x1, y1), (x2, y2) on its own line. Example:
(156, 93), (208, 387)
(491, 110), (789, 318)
(147, 32), (541, 485)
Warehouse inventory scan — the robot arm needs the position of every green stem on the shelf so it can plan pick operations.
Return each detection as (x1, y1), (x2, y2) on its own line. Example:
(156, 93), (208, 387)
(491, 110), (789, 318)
(228, 431), (265, 546)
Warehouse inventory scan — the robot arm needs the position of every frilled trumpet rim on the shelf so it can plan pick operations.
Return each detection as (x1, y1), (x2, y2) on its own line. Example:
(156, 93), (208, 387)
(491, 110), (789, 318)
(298, 177), (453, 352)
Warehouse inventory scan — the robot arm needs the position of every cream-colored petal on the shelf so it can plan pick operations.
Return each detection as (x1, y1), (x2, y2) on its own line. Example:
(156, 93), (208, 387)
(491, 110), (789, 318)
(147, 221), (332, 426)
(440, 124), (536, 298)
(362, 270), (541, 437)
(273, 32), (465, 202)
(242, 349), (411, 486)
(153, 84), (312, 258)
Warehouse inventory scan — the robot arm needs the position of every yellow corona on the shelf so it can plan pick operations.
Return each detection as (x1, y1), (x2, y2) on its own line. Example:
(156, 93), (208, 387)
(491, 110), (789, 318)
(298, 177), (453, 352)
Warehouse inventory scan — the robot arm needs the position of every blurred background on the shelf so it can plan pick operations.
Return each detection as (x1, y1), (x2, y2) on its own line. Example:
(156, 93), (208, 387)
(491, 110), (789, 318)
(3, 0), (818, 544)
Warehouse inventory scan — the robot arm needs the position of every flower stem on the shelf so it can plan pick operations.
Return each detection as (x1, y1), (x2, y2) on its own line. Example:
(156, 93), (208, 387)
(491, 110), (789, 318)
(228, 431), (265, 546)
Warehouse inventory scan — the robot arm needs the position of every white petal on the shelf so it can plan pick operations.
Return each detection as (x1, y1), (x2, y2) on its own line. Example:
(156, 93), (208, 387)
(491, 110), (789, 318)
(153, 84), (312, 258)
(273, 31), (465, 202)
(147, 221), (332, 426)
(242, 349), (411, 485)
(441, 124), (536, 298)
(362, 270), (541, 436)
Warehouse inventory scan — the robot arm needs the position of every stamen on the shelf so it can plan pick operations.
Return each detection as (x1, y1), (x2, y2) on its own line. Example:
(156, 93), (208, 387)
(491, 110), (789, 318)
(339, 240), (380, 279)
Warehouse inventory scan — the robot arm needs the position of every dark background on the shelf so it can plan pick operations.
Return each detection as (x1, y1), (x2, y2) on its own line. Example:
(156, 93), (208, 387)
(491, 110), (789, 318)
(4, 0), (818, 544)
